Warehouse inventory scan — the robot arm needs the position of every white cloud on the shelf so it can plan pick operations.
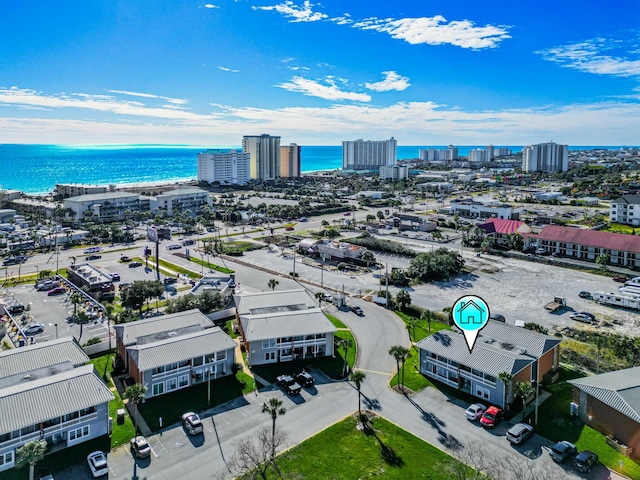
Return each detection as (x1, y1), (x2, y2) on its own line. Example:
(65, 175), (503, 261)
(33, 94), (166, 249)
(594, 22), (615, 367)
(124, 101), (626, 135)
(365, 71), (410, 92)
(203, 4), (219, 8)
(276, 76), (371, 101)
(330, 13), (352, 25)
(537, 37), (640, 78)
(352, 15), (510, 49)
(107, 89), (189, 105)
(218, 66), (240, 73)
(252, 1), (327, 22)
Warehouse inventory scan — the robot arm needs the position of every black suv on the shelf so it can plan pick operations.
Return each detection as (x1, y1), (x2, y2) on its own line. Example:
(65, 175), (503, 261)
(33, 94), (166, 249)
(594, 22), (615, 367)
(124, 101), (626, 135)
(6, 304), (25, 315)
(294, 370), (314, 387)
(276, 375), (302, 395)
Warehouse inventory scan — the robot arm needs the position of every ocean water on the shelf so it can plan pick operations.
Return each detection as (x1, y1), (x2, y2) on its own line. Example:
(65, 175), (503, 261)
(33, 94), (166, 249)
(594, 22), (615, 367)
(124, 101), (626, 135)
(0, 144), (632, 194)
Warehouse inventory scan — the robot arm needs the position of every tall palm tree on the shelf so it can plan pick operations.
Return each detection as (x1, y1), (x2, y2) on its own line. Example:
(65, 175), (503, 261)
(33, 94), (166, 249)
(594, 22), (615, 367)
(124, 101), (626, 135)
(16, 439), (47, 480)
(498, 371), (514, 411)
(69, 291), (83, 319)
(514, 381), (534, 415)
(335, 337), (353, 377)
(406, 316), (419, 343)
(123, 383), (148, 437)
(267, 278), (279, 291)
(389, 346), (409, 391)
(262, 397), (286, 459)
(350, 371), (366, 421)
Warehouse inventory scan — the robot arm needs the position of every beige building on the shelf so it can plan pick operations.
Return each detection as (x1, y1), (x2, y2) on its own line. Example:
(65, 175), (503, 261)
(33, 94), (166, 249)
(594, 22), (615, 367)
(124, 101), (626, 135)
(280, 144), (301, 178)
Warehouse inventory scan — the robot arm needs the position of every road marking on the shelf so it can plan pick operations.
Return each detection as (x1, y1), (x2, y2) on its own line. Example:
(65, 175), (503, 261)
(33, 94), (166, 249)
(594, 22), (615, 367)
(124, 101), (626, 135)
(150, 436), (168, 458)
(356, 369), (393, 376)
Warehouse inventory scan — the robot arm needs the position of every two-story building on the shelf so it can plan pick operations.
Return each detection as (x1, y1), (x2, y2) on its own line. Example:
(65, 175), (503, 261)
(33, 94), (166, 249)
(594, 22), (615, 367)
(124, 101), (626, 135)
(114, 309), (236, 399)
(148, 187), (212, 217)
(0, 338), (113, 473)
(416, 322), (561, 409)
(449, 199), (523, 220)
(235, 289), (337, 367)
(476, 218), (532, 245)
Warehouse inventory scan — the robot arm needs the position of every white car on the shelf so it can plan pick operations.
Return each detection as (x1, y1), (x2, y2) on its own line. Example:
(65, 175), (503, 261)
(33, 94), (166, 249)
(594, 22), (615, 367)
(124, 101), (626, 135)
(464, 403), (487, 421)
(87, 451), (109, 478)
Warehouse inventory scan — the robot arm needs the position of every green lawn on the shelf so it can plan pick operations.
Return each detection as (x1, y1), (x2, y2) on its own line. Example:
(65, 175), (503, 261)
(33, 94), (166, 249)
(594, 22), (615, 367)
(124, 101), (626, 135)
(395, 310), (451, 343)
(138, 372), (257, 431)
(603, 223), (638, 235)
(251, 329), (357, 381)
(325, 312), (348, 329)
(147, 256), (200, 278)
(187, 255), (235, 274)
(389, 347), (430, 393)
(272, 416), (473, 479)
(535, 366), (640, 478)
(88, 353), (136, 448)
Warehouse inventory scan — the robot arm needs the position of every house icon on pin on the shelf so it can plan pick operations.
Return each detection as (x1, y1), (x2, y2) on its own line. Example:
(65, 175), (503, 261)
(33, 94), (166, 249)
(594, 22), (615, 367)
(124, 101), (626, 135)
(457, 299), (485, 325)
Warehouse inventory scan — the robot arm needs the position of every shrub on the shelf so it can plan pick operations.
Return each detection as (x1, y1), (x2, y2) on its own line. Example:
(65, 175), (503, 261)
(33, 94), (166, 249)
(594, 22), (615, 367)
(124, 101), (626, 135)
(83, 337), (101, 346)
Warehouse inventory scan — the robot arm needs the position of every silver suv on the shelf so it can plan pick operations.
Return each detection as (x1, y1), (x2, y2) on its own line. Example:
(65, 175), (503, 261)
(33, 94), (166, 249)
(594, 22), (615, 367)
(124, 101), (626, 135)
(181, 412), (203, 435)
(506, 423), (533, 445)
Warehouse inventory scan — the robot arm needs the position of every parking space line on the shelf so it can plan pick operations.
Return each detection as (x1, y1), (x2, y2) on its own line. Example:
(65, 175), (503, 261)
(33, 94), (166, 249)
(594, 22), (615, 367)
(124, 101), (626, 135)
(150, 435), (168, 458)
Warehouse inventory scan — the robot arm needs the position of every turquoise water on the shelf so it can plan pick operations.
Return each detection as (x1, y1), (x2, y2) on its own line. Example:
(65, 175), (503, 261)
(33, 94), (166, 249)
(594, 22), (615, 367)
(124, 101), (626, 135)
(0, 144), (631, 194)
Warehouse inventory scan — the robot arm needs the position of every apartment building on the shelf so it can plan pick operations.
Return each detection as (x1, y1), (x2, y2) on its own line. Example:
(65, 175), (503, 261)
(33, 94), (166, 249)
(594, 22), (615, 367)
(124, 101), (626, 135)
(55, 184), (114, 199)
(197, 149), (250, 185)
(280, 143), (301, 178)
(64, 191), (149, 221)
(149, 187), (212, 216)
(379, 164), (408, 181)
(242, 134), (281, 180)
(522, 142), (569, 172)
(610, 195), (640, 226)
(342, 137), (397, 171)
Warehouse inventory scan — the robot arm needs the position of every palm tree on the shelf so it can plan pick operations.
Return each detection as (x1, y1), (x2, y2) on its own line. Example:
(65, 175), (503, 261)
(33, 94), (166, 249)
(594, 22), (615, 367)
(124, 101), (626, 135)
(335, 337), (353, 377)
(514, 381), (534, 415)
(406, 316), (419, 343)
(389, 345), (409, 391)
(361, 250), (376, 268)
(314, 291), (324, 306)
(262, 397), (286, 459)
(420, 310), (432, 333)
(267, 278), (279, 291)
(350, 370), (366, 422)
(69, 291), (84, 319)
(498, 372), (514, 411)
(123, 383), (148, 437)
(16, 439), (47, 480)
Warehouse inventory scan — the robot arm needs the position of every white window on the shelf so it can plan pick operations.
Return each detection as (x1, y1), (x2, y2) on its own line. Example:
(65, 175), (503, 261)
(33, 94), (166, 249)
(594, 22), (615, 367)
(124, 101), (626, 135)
(68, 425), (90, 443)
(178, 375), (189, 388)
(0, 451), (14, 467)
(152, 383), (164, 396)
(166, 378), (178, 392)
(262, 339), (276, 349)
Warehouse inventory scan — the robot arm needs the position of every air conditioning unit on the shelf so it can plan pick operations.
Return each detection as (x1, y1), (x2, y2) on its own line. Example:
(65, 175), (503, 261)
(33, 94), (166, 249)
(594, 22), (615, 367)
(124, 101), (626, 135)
(570, 402), (579, 417)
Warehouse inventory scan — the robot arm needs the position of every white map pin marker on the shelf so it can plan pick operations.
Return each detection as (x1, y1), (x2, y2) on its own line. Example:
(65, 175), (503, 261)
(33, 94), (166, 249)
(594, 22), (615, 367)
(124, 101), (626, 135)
(452, 295), (490, 353)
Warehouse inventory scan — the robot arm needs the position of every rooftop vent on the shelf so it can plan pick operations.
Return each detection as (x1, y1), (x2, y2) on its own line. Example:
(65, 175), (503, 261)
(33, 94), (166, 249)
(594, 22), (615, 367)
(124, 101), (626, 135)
(168, 331), (177, 337)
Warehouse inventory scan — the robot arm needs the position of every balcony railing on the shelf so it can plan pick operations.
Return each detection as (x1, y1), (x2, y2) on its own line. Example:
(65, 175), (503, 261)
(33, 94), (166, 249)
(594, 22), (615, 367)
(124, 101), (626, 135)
(0, 412), (98, 449)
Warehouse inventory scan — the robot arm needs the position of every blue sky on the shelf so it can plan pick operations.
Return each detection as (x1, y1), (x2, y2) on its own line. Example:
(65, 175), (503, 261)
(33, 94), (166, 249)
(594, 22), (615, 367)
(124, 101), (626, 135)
(1, 1), (639, 146)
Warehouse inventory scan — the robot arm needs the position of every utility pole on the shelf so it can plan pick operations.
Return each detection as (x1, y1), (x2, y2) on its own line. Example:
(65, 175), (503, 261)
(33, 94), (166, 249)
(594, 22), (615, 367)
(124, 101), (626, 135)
(292, 249), (296, 277)
(385, 263), (389, 308)
(155, 238), (160, 282)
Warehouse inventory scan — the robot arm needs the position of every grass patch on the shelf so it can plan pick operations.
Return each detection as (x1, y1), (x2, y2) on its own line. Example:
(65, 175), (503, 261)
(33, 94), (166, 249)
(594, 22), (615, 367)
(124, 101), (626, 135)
(389, 349), (430, 393)
(187, 255), (235, 274)
(272, 416), (471, 479)
(222, 240), (265, 255)
(138, 372), (257, 431)
(88, 353), (135, 448)
(395, 309), (451, 343)
(535, 365), (640, 478)
(603, 223), (638, 235)
(325, 313), (348, 329)
(252, 330), (357, 381)
(147, 256), (200, 278)
(223, 318), (240, 339)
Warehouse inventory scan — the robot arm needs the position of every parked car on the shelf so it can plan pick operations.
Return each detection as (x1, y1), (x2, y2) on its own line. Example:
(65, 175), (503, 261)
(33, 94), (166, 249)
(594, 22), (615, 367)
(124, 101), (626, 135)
(86, 255), (102, 260)
(570, 313), (595, 324)
(181, 412), (203, 435)
(276, 375), (302, 395)
(464, 403), (487, 421)
(294, 370), (315, 387)
(163, 277), (178, 285)
(37, 472), (54, 480)
(47, 286), (65, 296)
(573, 450), (598, 473)
(535, 248), (546, 255)
(343, 212), (351, 216)
(285, 226), (294, 231)
(6, 303), (25, 315)
(111, 273), (120, 281)
(549, 440), (576, 463)
(506, 423), (534, 445)
(183, 239), (195, 246)
(130, 436), (152, 458)
(166, 244), (182, 250)
(36, 280), (56, 291)
(578, 291), (591, 299)
(350, 305), (364, 316)
(613, 276), (630, 283)
(84, 247), (101, 254)
(480, 406), (503, 428)
(87, 451), (109, 478)
(489, 313), (505, 322)
(119, 256), (132, 262)
(577, 311), (595, 321)
(24, 323), (45, 335)
(128, 261), (143, 268)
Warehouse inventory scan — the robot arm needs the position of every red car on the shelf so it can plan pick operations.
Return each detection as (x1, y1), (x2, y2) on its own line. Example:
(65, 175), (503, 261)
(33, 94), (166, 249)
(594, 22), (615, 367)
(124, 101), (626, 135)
(479, 406), (503, 428)
(47, 286), (65, 296)
(286, 226), (294, 231)
(613, 276), (630, 283)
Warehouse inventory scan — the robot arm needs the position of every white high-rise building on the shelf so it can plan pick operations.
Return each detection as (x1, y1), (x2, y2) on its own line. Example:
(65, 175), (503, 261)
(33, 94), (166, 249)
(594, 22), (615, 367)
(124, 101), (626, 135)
(522, 142), (568, 172)
(342, 137), (397, 170)
(486, 145), (494, 161)
(443, 145), (459, 161)
(379, 165), (409, 181)
(242, 134), (281, 180)
(494, 147), (512, 157)
(419, 149), (442, 161)
(469, 149), (486, 162)
(197, 149), (250, 185)
(279, 143), (301, 178)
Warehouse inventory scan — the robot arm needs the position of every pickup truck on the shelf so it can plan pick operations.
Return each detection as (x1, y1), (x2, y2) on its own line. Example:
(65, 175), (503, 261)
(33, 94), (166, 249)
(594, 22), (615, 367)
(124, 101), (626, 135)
(545, 297), (566, 312)
(276, 375), (302, 395)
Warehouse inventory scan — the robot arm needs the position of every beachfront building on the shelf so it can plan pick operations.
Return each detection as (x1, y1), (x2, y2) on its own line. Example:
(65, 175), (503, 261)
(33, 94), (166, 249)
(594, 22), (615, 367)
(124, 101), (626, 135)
(522, 142), (568, 172)
(342, 137), (397, 171)
(55, 184), (115, 199)
(114, 309), (236, 399)
(63, 191), (149, 221)
(235, 289), (337, 367)
(9, 197), (58, 219)
(280, 144), (301, 178)
(0, 338), (114, 473)
(379, 165), (408, 181)
(197, 149), (250, 185)
(419, 145), (459, 162)
(242, 134), (281, 180)
(148, 187), (212, 216)
(469, 149), (486, 162)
